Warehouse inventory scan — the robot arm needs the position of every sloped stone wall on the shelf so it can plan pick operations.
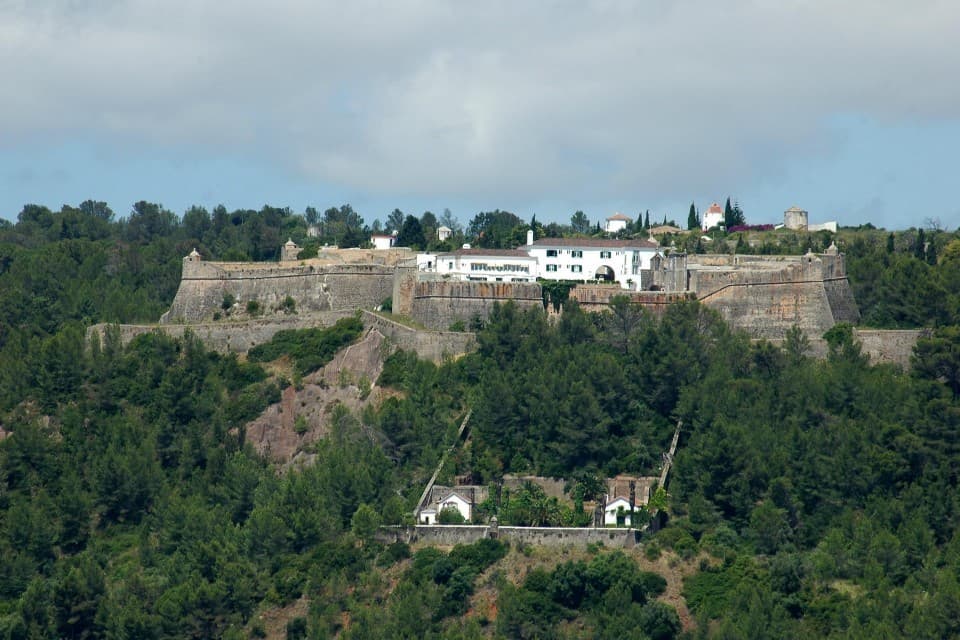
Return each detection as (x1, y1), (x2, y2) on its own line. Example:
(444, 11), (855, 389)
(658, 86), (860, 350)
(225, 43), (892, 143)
(161, 262), (394, 323)
(410, 281), (543, 330)
(377, 525), (640, 548)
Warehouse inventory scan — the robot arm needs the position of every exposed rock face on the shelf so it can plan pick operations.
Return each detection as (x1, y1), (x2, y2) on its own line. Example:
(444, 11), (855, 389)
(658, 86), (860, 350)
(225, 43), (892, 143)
(244, 329), (393, 464)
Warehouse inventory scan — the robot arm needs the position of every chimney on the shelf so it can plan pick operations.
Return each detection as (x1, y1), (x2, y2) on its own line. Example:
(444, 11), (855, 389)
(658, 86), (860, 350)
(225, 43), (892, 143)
(526, 229), (534, 246)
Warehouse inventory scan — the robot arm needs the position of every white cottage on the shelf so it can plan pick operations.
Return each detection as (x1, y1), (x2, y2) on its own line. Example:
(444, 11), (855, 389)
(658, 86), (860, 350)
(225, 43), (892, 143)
(605, 212), (633, 234)
(420, 491), (473, 524)
(370, 233), (397, 250)
(603, 496), (635, 527)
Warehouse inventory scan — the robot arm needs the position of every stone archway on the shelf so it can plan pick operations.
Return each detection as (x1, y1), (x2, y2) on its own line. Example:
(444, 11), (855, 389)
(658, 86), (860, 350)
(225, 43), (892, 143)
(595, 265), (615, 281)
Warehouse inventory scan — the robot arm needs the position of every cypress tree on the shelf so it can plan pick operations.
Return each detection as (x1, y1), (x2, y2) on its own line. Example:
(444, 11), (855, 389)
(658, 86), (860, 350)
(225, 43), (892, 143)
(687, 202), (699, 230)
(915, 229), (927, 260)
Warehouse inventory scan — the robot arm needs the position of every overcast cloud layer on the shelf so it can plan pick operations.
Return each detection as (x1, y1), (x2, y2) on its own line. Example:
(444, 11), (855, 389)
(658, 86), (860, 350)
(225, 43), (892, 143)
(2, 1), (959, 226)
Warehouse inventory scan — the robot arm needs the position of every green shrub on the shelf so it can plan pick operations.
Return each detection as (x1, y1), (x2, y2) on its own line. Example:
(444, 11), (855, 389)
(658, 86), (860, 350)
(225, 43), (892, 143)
(222, 292), (236, 310)
(294, 415), (309, 435)
(246, 299), (260, 315)
(247, 316), (364, 375)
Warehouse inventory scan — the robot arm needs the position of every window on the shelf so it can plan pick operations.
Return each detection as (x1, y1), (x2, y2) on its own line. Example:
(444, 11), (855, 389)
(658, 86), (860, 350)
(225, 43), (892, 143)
(600, 251), (611, 259)
(571, 250), (583, 258)
(546, 264), (558, 272)
(546, 249), (558, 257)
(571, 265), (583, 273)
(448, 262), (453, 269)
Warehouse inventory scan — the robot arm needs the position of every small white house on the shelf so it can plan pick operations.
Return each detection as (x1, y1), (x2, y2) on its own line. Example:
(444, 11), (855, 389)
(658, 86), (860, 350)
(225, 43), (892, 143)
(370, 233), (397, 250)
(437, 225), (453, 241)
(420, 491), (472, 524)
(701, 202), (724, 231)
(603, 496), (635, 527)
(605, 212), (632, 233)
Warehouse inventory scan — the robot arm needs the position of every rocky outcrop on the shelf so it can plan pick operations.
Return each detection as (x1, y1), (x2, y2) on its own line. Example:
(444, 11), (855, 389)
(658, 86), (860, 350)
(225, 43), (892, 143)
(244, 328), (394, 463)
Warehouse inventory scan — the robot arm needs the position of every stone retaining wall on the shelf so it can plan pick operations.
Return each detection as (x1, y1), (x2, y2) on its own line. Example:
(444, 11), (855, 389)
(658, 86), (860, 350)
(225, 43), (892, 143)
(87, 310), (477, 363)
(162, 262), (394, 323)
(377, 525), (641, 548)
(410, 281), (543, 330)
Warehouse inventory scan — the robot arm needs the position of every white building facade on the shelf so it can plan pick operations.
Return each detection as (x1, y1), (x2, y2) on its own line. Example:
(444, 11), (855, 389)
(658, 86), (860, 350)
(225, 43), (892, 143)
(419, 492), (473, 524)
(701, 202), (724, 231)
(605, 212), (632, 233)
(527, 238), (658, 290)
(425, 248), (538, 283)
(370, 233), (397, 250)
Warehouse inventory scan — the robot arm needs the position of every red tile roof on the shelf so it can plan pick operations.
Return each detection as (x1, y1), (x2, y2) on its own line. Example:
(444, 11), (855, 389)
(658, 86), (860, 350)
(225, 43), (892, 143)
(437, 248), (535, 258)
(531, 237), (658, 249)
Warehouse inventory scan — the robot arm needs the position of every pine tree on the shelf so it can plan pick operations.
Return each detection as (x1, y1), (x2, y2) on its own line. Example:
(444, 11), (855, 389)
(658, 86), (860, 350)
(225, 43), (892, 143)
(644, 210), (650, 229)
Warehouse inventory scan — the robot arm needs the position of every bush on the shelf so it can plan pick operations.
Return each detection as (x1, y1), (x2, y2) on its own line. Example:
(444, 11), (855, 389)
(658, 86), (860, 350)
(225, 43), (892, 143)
(246, 300), (260, 315)
(247, 316), (364, 375)
(286, 617), (307, 640)
(222, 292), (236, 310)
(438, 506), (466, 524)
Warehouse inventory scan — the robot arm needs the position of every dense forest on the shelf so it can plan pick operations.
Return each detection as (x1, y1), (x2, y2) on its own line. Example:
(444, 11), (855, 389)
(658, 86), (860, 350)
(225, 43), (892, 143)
(2, 201), (960, 638)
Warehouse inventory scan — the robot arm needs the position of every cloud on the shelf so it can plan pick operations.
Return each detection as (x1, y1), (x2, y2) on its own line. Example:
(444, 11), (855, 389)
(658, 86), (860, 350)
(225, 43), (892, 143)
(3, 0), (959, 207)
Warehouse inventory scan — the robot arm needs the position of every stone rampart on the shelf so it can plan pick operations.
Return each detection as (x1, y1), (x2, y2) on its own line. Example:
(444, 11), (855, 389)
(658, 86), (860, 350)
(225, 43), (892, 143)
(570, 286), (693, 317)
(377, 525), (640, 548)
(359, 312), (476, 362)
(410, 281), (543, 330)
(852, 329), (923, 368)
(162, 261), (394, 323)
(88, 312), (354, 353)
(88, 310), (477, 363)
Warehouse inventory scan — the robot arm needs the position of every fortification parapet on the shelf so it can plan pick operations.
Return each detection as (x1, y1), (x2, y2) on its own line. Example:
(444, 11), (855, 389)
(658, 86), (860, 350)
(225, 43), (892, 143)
(410, 281), (543, 330)
(161, 258), (394, 323)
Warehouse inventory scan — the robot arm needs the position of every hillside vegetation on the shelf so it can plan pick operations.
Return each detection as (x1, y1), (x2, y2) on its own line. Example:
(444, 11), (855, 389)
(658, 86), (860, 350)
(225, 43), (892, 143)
(2, 203), (960, 637)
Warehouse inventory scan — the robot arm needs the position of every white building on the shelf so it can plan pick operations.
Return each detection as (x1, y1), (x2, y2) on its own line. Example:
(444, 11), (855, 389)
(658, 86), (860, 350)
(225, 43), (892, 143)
(370, 233), (397, 250)
(527, 237), (658, 290)
(430, 248), (537, 283)
(605, 212), (632, 234)
(701, 202), (724, 231)
(419, 491), (472, 524)
(603, 497), (635, 527)
(437, 225), (452, 241)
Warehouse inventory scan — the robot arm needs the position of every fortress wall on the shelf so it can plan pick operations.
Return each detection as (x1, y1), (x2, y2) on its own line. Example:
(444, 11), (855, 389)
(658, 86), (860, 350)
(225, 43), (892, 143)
(853, 329), (922, 368)
(410, 281), (543, 330)
(824, 278), (861, 324)
(698, 280), (836, 339)
(359, 312), (476, 361)
(392, 266), (418, 316)
(161, 263), (394, 323)
(88, 312), (353, 353)
(377, 525), (640, 549)
(89, 311), (475, 363)
(570, 286), (692, 316)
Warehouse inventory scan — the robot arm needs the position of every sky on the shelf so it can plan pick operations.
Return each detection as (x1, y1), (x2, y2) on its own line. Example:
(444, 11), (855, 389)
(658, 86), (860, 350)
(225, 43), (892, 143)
(2, 1), (959, 231)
